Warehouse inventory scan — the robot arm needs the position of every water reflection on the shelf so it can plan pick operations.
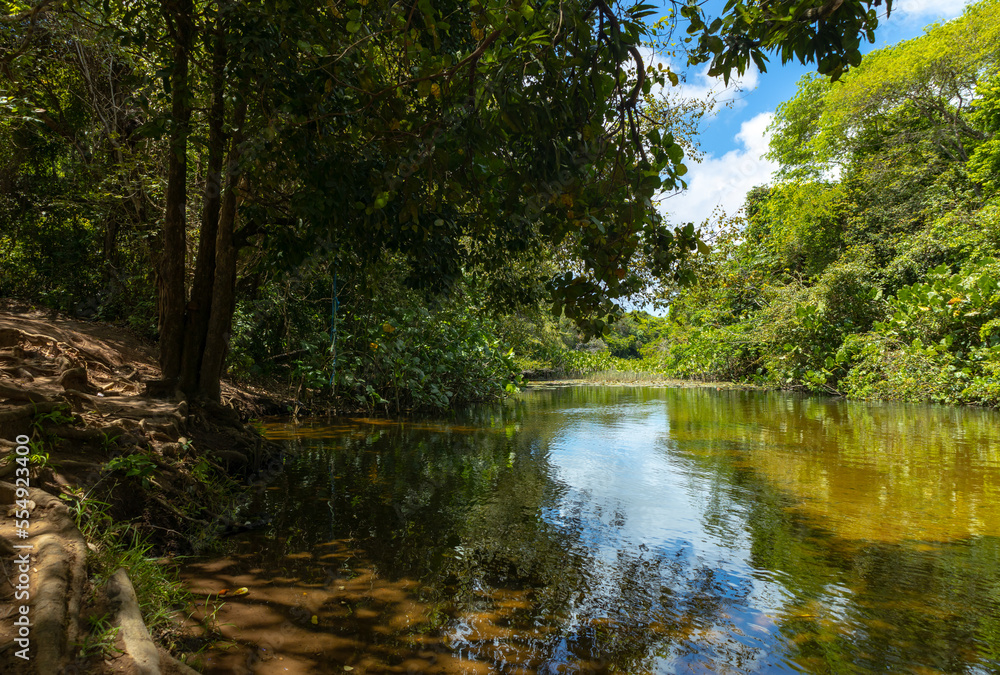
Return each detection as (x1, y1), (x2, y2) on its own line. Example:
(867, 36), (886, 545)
(666, 388), (1000, 542)
(182, 386), (1000, 674)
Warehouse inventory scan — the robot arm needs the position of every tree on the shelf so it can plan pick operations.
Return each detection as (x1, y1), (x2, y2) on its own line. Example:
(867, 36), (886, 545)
(682, 0), (891, 81)
(969, 68), (1000, 197)
(768, 0), (1000, 177)
(2, 0), (913, 404)
(0, 2), (159, 320)
(147, 0), (702, 401)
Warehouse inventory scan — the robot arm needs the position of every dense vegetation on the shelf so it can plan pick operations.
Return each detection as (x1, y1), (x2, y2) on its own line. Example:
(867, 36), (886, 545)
(0, 0), (709, 409)
(644, 0), (1000, 404)
(1, 0), (937, 411)
(6, 1), (996, 669)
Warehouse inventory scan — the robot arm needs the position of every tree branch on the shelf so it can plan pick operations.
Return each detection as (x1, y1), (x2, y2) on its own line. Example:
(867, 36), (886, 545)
(801, 0), (846, 21)
(592, 0), (646, 111)
(0, 0), (62, 24)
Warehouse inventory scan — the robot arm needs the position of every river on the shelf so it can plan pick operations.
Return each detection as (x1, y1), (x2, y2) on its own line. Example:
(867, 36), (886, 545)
(181, 385), (1000, 674)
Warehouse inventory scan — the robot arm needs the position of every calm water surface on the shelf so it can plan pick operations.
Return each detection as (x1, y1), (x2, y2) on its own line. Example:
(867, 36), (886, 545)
(183, 385), (1000, 674)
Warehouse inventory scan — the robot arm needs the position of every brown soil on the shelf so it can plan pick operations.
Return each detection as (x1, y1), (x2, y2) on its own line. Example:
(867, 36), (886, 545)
(178, 545), (494, 675)
(0, 305), (284, 674)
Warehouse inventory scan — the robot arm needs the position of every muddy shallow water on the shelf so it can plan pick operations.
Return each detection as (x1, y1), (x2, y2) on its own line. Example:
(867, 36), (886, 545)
(181, 385), (1000, 674)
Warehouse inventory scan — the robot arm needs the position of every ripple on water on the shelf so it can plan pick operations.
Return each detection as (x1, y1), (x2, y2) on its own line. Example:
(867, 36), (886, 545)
(181, 387), (1000, 674)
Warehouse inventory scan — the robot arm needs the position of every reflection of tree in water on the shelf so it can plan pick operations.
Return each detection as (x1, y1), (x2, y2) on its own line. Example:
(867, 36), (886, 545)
(661, 387), (1000, 674)
(438, 486), (760, 674)
(335, 406), (763, 672)
(251, 396), (770, 673)
(244, 386), (1000, 673)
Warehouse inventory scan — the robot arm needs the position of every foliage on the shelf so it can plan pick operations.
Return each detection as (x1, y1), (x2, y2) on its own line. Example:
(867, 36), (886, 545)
(969, 69), (1000, 197)
(562, 349), (660, 376)
(876, 260), (1000, 352)
(61, 493), (189, 639)
(1, 0), (913, 406)
(0, 11), (162, 333)
(499, 308), (675, 378)
(838, 333), (965, 402)
(682, 0), (887, 81)
(959, 345), (1000, 405)
(228, 257), (520, 411)
(496, 309), (578, 372)
(643, 1), (1000, 407)
(745, 181), (846, 276)
(604, 311), (670, 359)
(104, 452), (158, 488)
(328, 301), (521, 412)
(654, 322), (760, 382)
(768, 0), (1000, 175)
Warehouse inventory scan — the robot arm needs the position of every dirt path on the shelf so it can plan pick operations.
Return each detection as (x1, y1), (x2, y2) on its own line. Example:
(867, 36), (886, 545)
(0, 307), (280, 673)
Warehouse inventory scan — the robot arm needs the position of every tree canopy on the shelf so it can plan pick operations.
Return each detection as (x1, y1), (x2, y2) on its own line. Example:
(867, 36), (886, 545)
(768, 0), (1000, 178)
(1, 0), (914, 402)
(633, 0), (1000, 407)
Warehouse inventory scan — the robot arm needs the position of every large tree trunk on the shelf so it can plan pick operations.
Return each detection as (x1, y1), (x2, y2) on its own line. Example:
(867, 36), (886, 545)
(157, 0), (194, 388)
(102, 217), (120, 272)
(199, 90), (248, 402)
(180, 17), (227, 397)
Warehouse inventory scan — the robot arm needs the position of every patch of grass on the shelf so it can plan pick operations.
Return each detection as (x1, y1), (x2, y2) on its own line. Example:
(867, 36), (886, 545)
(75, 614), (123, 660)
(61, 492), (191, 645)
(95, 528), (188, 635)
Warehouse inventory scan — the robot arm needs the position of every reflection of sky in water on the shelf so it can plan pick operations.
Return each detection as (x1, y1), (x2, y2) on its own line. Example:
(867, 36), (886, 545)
(233, 387), (1000, 674)
(536, 397), (800, 673)
(546, 403), (702, 545)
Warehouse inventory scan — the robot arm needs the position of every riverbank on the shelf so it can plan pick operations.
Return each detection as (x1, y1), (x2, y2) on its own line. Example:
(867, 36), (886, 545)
(524, 374), (764, 390)
(0, 306), (285, 673)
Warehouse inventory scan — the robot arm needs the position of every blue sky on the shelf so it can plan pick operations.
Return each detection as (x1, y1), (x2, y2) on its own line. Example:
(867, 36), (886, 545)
(655, 0), (976, 227)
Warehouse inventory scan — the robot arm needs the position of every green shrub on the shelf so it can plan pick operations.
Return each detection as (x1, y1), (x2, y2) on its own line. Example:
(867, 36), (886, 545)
(228, 257), (521, 412)
(957, 344), (1000, 405)
(654, 323), (760, 382)
(877, 259), (1000, 353)
(839, 333), (967, 402)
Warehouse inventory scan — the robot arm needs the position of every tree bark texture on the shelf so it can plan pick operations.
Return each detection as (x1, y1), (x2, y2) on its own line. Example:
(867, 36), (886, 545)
(157, 0), (195, 387)
(199, 88), (248, 401)
(180, 16), (227, 397)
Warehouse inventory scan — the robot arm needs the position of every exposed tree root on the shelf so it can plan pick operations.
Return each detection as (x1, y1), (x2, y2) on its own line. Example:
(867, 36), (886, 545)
(0, 309), (287, 673)
(106, 569), (161, 675)
(0, 482), (87, 674)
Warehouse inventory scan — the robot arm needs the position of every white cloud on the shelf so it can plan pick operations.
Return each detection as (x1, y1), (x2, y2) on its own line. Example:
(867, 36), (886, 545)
(676, 61), (759, 112)
(893, 0), (968, 19)
(638, 48), (760, 115)
(658, 111), (778, 227)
